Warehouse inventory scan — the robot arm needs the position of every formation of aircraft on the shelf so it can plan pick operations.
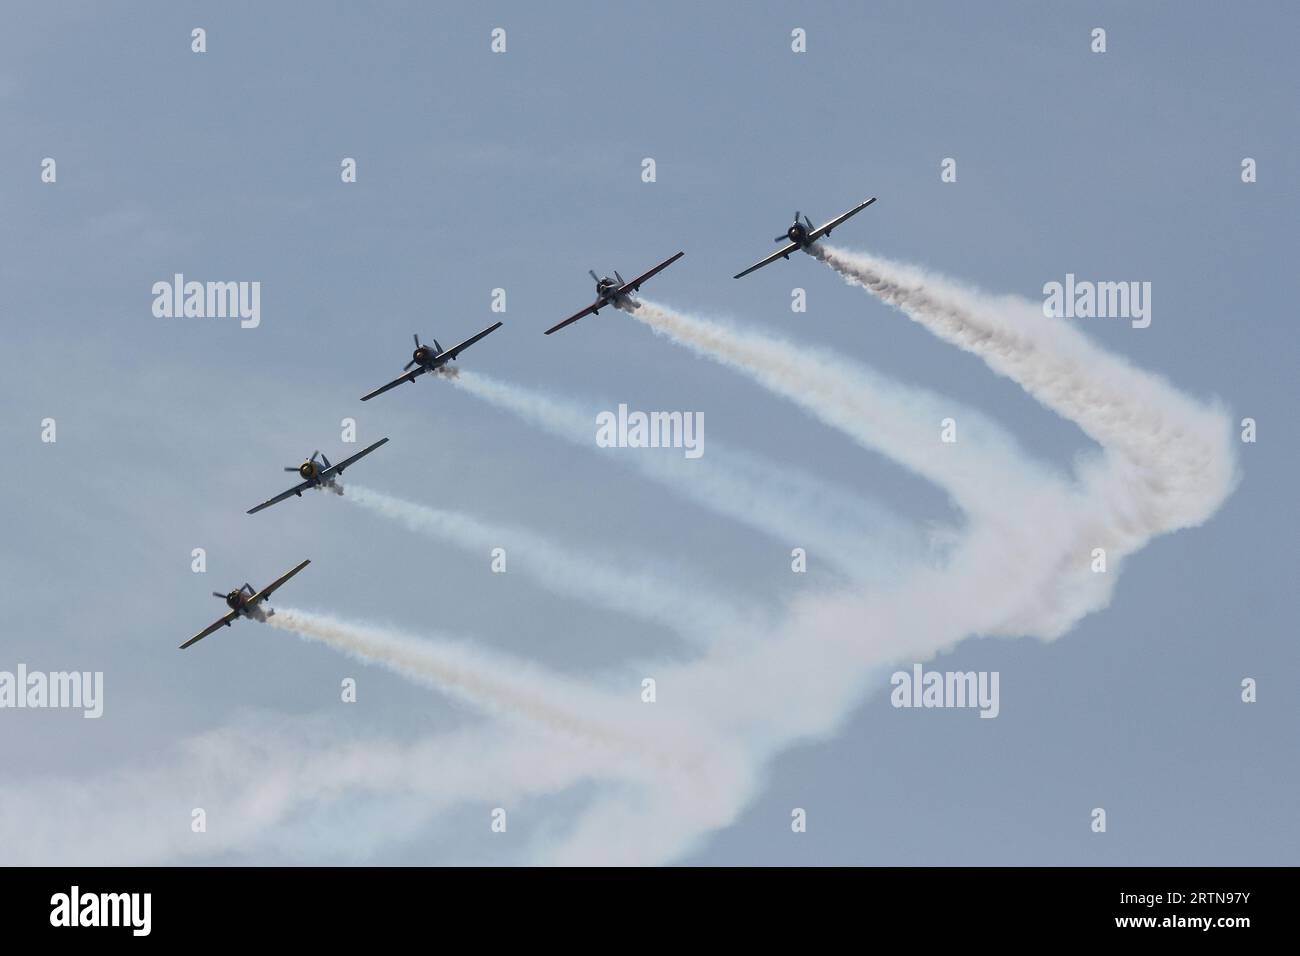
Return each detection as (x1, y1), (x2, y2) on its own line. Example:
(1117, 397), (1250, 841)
(733, 197), (876, 279)
(180, 559), (311, 649)
(544, 252), (685, 334)
(246, 437), (389, 515)
(360, 322), (504, 401)
(182, 194), (875, 648)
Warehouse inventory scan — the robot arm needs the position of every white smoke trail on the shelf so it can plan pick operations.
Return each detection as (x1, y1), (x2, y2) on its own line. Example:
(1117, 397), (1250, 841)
(812, 245), (1238, 515)
(543, 522), (1066, 863)
(0, 721), (588, 865)
(343, 484), (748, 643)
(812, 245), (1239, 634)
(264, 576), (1033, 867)
(266, 607), (627, 745)
(622, 298), (1068, 525)
(0, 601), (752, 867)
(0, 706), (706, 866)
(261, 606), (756, 856)
(617, 296), (1108, 630)
(536, 279), (1239, 862)
(449, 371), (921, 579)
(263, 606), (739, 779)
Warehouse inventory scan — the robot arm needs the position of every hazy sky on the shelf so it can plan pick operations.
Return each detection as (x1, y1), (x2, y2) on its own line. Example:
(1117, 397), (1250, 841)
(1, 1), (1295, 865)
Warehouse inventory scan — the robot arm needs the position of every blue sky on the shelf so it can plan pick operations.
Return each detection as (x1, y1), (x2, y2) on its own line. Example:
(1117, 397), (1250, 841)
(0, 1), (1295, 864)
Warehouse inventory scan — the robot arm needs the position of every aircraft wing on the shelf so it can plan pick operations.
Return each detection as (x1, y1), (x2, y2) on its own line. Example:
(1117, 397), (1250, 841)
(360, 365), (427, 402)
(246, 479), (315, 515)
(544, 300), (602, 335)
(320, 436), (389, 480)
(179, 610), (239, 649)
(248, 559), (311, 606)
(733, 241), (801, 279)
(437, 321), (504, 361)
(808, 197), (876, 241)
(616, 251), (685, 295)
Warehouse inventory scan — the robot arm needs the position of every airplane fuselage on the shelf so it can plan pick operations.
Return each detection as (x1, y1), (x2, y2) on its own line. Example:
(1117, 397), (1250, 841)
(407, 343), (455, 377)
(218, 582), (264, 616)
(223, 590), (250, 612)
(219, 589), (270, 623)
(290, 459), (341, 498)
(786, 222), (813, 247)
(592, 277), (633, 313)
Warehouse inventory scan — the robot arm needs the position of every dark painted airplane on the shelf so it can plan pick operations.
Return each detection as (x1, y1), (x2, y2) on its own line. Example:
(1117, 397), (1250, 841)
(544, 252), (684, 334)
(246, 437), (389, 515)
(180, 559), (310, 649)
(360, 322), (503, 401)
(733, 197), (876, 279)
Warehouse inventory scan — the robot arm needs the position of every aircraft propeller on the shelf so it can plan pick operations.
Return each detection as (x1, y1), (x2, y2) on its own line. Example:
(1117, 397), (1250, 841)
(402, 333), (421, 369)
